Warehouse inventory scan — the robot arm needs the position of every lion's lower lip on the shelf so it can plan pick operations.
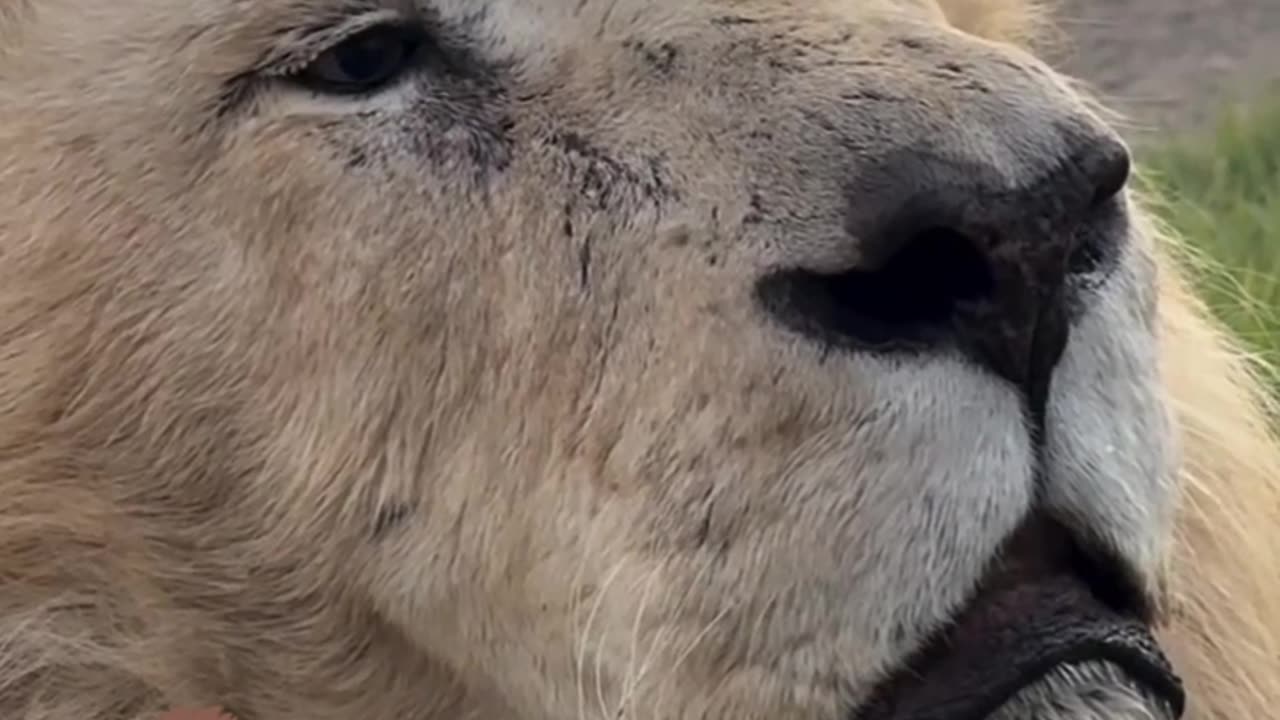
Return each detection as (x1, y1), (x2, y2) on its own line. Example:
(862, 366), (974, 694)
(849, 521), (1186, 720)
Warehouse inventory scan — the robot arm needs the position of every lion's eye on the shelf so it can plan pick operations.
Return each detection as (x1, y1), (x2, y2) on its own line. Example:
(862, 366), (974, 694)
(294, 24), (423, 94)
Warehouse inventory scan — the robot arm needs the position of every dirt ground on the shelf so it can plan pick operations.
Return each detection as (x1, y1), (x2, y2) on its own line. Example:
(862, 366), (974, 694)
(1044, 0), (1280, 140)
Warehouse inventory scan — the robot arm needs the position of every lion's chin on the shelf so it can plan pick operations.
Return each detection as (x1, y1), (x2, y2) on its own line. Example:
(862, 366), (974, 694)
(850, 517), (1185, 720)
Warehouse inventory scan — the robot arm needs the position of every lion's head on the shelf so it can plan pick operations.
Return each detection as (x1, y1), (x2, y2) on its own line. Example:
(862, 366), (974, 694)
(1, 1), (1277, 719)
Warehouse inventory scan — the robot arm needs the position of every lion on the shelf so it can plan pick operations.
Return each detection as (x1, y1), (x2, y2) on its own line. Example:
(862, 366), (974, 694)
(0, 0), (1277, 718)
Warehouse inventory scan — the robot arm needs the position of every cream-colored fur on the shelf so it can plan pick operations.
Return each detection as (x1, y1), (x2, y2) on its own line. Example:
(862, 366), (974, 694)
(0, 1), (1276, 719)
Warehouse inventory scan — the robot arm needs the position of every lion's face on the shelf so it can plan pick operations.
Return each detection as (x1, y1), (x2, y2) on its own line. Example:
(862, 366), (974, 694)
(1, 1), (1185, 718)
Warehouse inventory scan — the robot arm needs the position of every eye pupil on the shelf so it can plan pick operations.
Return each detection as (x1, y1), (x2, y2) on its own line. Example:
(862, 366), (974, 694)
(337, 34), (400, 83)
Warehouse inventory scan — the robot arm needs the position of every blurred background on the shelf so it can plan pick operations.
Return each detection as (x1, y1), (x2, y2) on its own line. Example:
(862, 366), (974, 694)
(1047, 1), (1280, 391)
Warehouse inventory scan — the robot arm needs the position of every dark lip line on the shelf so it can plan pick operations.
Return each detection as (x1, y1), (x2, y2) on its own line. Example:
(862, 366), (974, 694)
(849, 607), (1187, 720)
(848, 514), (1185, 720)
(850, 635), (1187, 720)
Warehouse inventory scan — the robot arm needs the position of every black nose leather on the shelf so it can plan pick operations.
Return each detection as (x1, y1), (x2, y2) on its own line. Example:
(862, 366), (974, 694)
(911, 138), (1131, 404)
(758, 131), (1132, 411)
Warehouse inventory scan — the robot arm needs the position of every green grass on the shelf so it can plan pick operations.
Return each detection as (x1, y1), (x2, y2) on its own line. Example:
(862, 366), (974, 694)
(1135, 95), (1280, 387)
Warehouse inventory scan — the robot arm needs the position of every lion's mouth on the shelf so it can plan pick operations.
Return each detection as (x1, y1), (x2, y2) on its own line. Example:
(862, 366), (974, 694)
(851, 516), (1186, 720)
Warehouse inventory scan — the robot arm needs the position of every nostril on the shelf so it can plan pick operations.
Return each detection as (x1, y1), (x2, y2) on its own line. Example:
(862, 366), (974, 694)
(756, 226), (994, 350)
(1066, 210), (1121, 278)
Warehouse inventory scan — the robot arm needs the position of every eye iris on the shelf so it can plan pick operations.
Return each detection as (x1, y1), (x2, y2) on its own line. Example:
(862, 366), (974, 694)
(299, 25), (420, 93)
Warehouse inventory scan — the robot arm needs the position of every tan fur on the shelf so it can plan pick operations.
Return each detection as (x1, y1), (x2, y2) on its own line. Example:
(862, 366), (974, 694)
(1148, 221), (1280, 719)
(0, 1), (1276, 719)
(938, 0), (1053, 46)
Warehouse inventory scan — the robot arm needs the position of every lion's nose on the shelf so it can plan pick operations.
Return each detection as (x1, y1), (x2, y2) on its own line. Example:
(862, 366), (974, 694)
(757, 129), (1132, 407)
